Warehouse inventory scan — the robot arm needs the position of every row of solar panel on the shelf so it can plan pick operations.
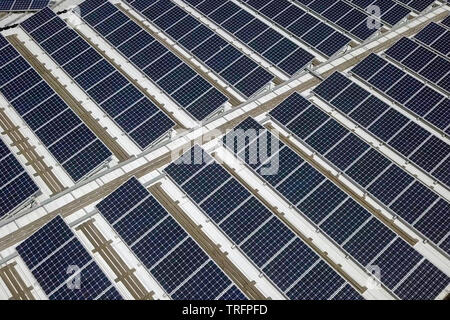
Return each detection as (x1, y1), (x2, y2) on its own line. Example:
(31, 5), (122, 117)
(0, 33), (112, 182)
(20, 8), (175, 150)
(385, 36), (449, 94)
(302, 76), (450, 254)
(240, 0), (352, 56)
(0, 0), (49, 11)
(414, 22), (450, 59)
(164, 145), (362, 300)
(355, 52), (449, 132)
(442, 15), (450, 28)
(222, 115), (449, 299)
(346, 0), (411, 26)
(342, 56), (450, 186)
(16, 216), (123, 300)
(0, 138), (39, 218)
(78, 0), (229, 120)
(165, 0), (315, 76)
(118, 0), (275, 98)
(96, 177), (247, 300)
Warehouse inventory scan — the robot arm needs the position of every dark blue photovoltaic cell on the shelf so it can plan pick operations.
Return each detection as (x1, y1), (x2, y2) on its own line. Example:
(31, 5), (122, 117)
(333, 285), (363, 300)
(345, 149), (391, 187)
(0, 0), (49, 12)
(16, 216), (121, 300)
(394, 260), (449, 300)
(320, 199), (371, 245)
(218, 286), (247, 300)
(0, 33), (111, 182)
(267, 92), (450, 260)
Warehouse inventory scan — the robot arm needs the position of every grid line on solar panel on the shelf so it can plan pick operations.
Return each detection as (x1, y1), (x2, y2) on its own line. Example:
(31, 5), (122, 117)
(240, 0), (352, 57)
(309, 77), (450, 253)
(77, 0), (229, 120)
(16, 216), (122, 300)
(0, 33), (112, 182)
(226, 116), (450, 299)
(131, 0), (314, 77)
(164, 144), (361, 299)
(320, 67), (450, 189)
(96, 177), (246, 300)
(20, 7), (175, 150)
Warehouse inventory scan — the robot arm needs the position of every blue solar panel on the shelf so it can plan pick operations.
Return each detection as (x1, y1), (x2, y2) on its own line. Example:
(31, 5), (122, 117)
(78, 0), (228, 120)
(21, 8), (175, 149)
(315, 69), (450, 190)
(96, 177), (246, 300)
(0, 33), (111, 182)
(165, 145), (358, 299)
(0, 0), (49, 11)
(16, 216), (121, 300)
(121, 0), (275, 97)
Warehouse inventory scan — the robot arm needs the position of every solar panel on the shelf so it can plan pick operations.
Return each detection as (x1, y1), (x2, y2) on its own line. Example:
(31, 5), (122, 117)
(396, 0), (435, 12)
(139, 0), (315, 77)
(16, 216), (122, 300)
(261, 82), (445, 254)
(348, 0), (411, 26)
(442, 15), (450, 28)
(0, 0), (49, 11)
(414, 22), (450, 58)
(96, 177), (246, 300)
(0, 33), (112, 182)
(241, 0), (351, 57)
(385, 38), (450, 94)
(0, 138), (39, 218)
(78, 0), (228, 120)
(116, 0), (276, 98)
(21, 8), (175, 150)
(226, 115), (450, 299)
(164, 145), (361, 299)
(319, 68), (450, 189)
(289, 0), (384, 39)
